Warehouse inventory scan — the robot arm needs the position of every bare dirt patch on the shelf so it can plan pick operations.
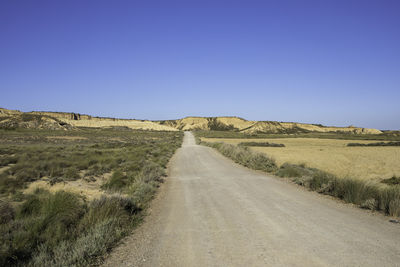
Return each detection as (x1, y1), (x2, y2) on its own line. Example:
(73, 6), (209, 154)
(24, 173), (111, 200)
(0, 166), (11, 174)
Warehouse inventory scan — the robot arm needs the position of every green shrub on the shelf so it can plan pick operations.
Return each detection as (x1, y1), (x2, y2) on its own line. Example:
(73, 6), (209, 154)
(0, 200), (14, 224)
(0, 190), (85, 265)
(129, 182), (157, 209)
(7, 193), (140, 266)
(238, 142), (285, 147)
(0, 156), (18, 167)
(247, 152), (277, 172)
(207, 118), (237, 131)
(377, 187), (400, 215)
(138, 161), (165, 183)
(330, 179), (376, 205)
(78, 194), (137, 232)
(0, 174), (25, 194)
(381, 176), (400, 186)
(388, 199), (400, 217)
(276, 163), (303, 178)
(102, 170), (128, 191)
(18, 194), (43, 217)
(31, 218), (121, 267)
(361, 198), (378, 210)
(86, 164), (103, 176)
(347, 141), (400, 147)
(309, 171), (335, 192)
(63, 167), (79, 180)
(276, 163), (315, 178)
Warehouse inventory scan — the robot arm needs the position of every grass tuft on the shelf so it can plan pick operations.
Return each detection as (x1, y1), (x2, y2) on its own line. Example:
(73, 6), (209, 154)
(238, 141), (285, 147)
(347, 141), (400, 147)
(0, 200), (14, 224)
(381, 176), (400, 186)
(203, 142), (277, 172)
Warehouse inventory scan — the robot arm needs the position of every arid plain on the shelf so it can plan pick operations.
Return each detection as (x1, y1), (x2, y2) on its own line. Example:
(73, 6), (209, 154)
(201, 137), (400, 180)
(1, 108), (399, 266)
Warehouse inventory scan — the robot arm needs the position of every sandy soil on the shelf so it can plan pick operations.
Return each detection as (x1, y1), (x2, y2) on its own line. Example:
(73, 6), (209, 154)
(0, 166), (11, 174)
(24, 173), (111, 200)
(103, 132), (400, 267)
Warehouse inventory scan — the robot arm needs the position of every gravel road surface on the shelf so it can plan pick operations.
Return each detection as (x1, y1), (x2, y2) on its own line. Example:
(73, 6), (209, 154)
(103, 132), (400, 267)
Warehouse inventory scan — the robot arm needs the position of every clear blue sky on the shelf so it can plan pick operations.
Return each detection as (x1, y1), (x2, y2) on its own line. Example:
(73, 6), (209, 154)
(1, 0), (399, 130)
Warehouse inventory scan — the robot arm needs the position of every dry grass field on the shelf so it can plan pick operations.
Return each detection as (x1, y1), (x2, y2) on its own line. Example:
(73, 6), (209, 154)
(201, 137), (400, 180)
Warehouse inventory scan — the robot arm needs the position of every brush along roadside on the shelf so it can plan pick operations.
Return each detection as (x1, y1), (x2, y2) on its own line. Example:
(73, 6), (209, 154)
(0, 129), (183, 266)
(347, 141), (400, 147)
(200, 140), (400, 218)
(238, 141), (285, 147)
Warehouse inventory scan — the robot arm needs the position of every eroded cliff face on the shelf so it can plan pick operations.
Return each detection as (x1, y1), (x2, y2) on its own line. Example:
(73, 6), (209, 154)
(0, 108), (383, 134)
(241, 121), (382, 134)
(0, 108), (22, 117)
(0, 109), (73, 130)
(155, 116), (383, 134)
(30, 111), (92, 121)
(9, 110), (178, 131)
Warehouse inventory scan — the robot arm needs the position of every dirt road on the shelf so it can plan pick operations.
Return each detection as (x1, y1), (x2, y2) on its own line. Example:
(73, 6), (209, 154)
(103, 132), (400, 266)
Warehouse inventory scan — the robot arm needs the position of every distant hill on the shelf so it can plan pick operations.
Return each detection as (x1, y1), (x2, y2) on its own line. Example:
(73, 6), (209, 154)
(0, 108), (383, 134)
(0, 108), (73, 130)
(0, 108), (177, 131)
(156, 116), (383, 135)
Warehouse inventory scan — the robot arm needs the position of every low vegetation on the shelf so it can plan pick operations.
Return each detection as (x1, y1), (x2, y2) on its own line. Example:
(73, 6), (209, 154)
(207, 118), (237, 131)
(238, 141), (285, 147)
(202, 142), (277, 173)
(0, 128), (183, 266)
(276, 163), (400, 216)
(381, 176), (400, 186)
(198, 135), (400, 218)
(347, 141), (400, 147)
(195, 130), (400, 141)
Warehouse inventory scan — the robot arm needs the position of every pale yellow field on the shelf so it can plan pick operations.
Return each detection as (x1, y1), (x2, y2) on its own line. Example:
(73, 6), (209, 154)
(202, 137), (400, 180)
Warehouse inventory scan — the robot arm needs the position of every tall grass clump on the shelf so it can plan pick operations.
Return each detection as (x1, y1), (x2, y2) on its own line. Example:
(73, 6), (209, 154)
(377, 187), (400, 216)
(381, 176), (400, 186)
(238, 141), (285, 147)
(28, 193), (140, 266)
(102, 170), (128, 191)
(347, 141), (400, 147)
(276, 163), (400, 216)
(31, 218), (121, 266)
(0, 190), (84, 265)
(0, 190), (142, 266)
(204, 142), (277, 172)
(276, 163), (315, 178)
